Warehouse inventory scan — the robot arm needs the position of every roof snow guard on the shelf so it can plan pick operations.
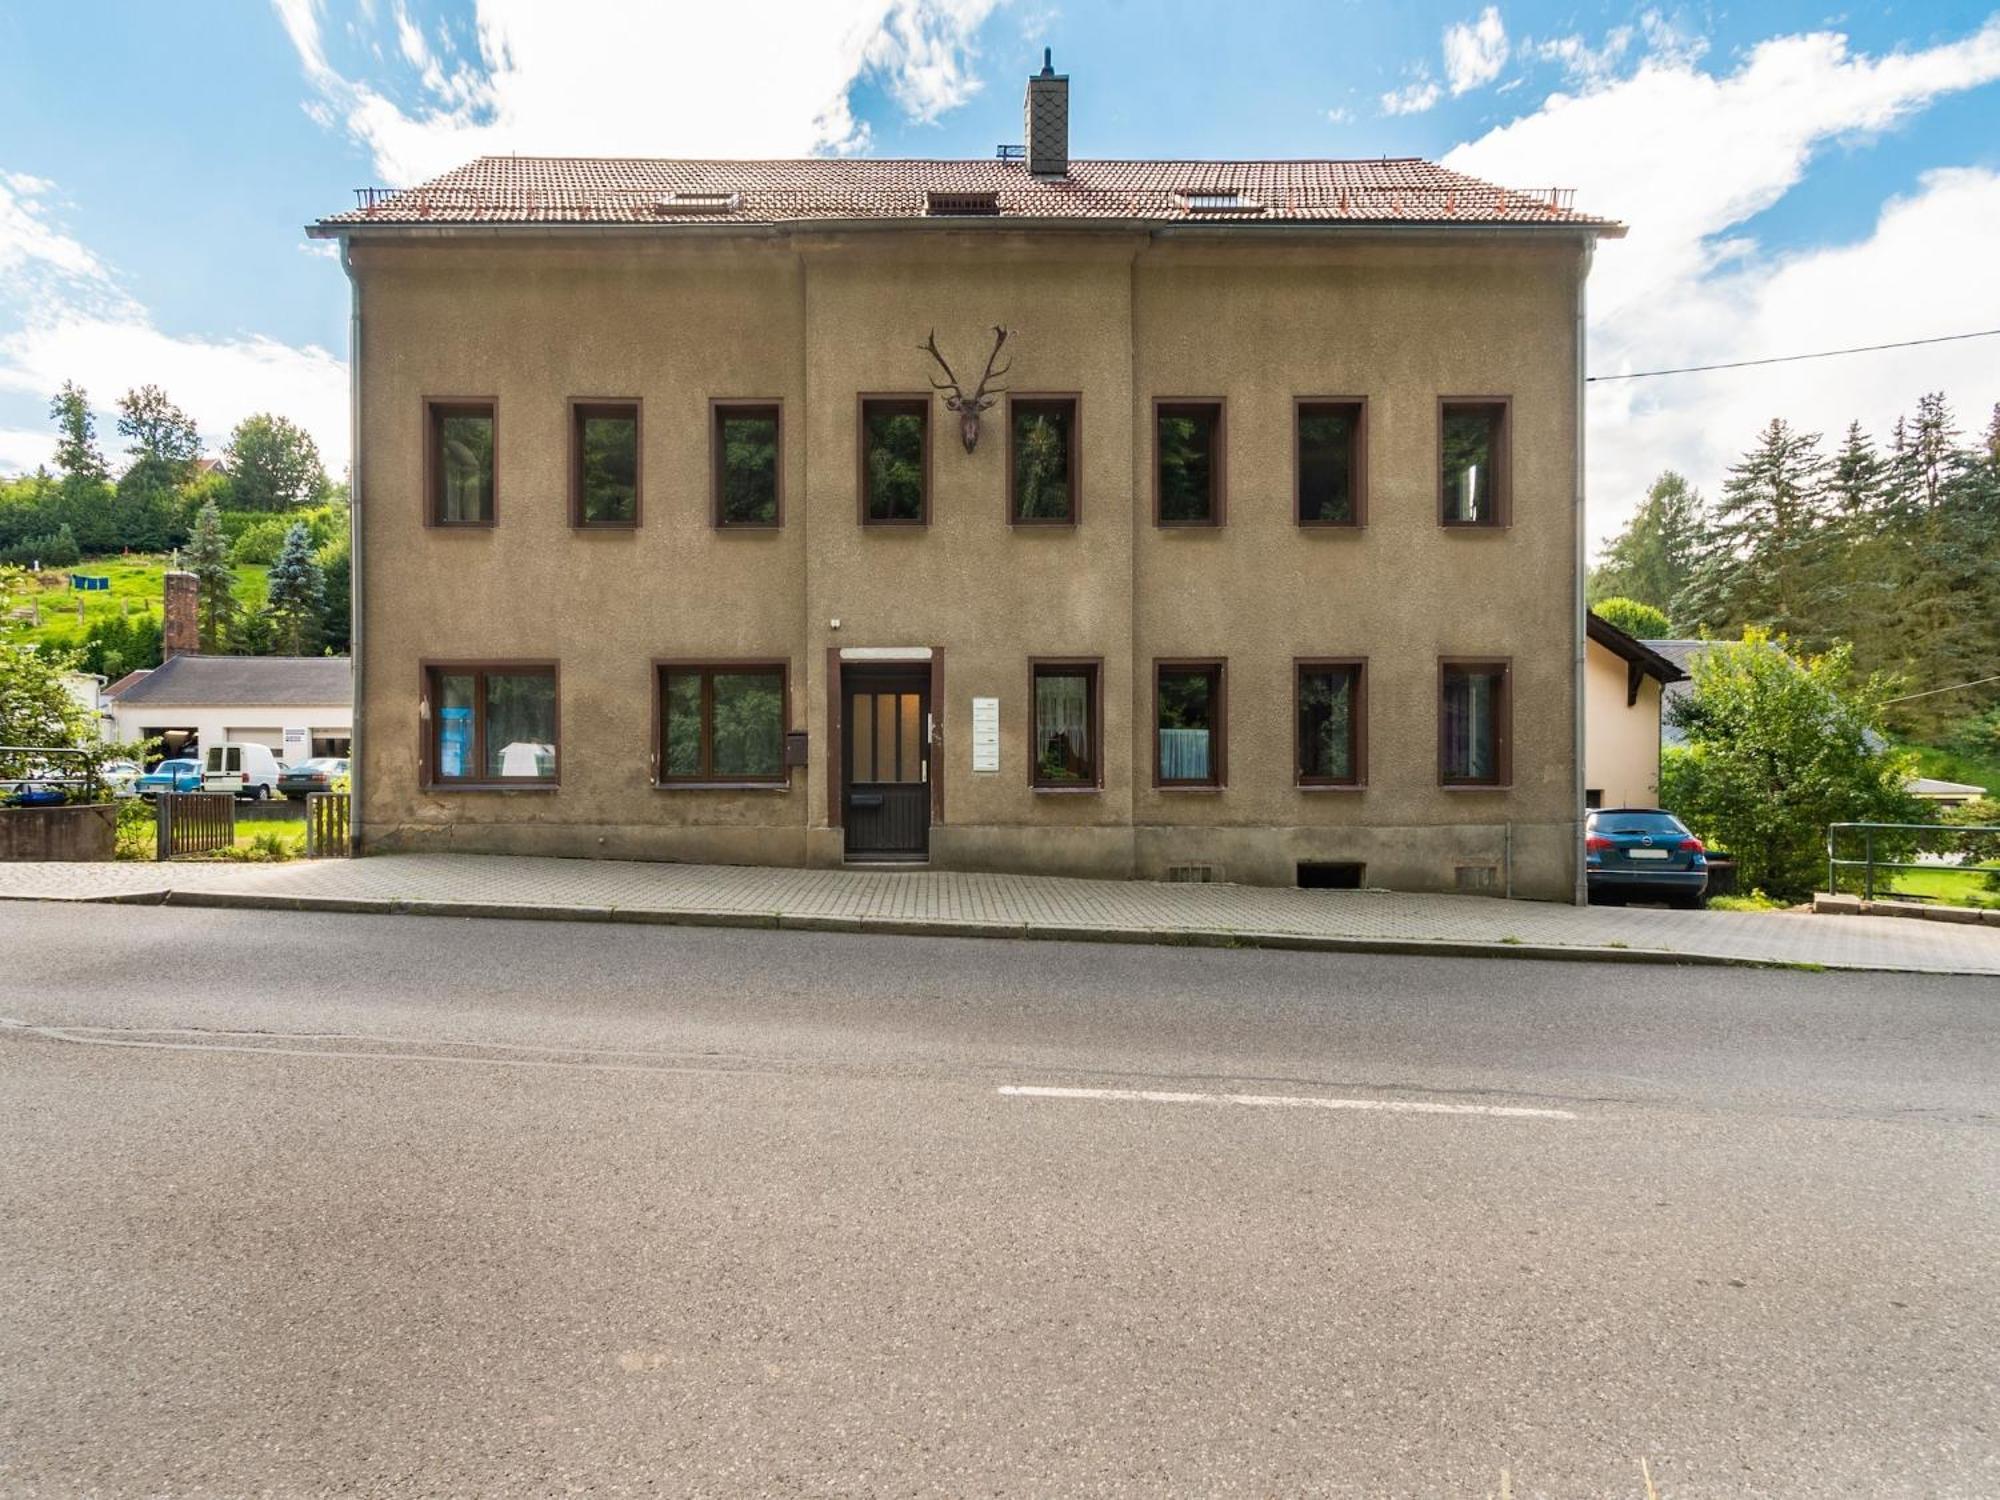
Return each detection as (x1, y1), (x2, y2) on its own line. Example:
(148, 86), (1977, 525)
(317, 159), (1623, 236)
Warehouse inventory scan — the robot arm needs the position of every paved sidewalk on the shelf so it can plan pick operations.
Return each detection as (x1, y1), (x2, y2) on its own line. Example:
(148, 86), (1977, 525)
(4, 852), (1999, 974)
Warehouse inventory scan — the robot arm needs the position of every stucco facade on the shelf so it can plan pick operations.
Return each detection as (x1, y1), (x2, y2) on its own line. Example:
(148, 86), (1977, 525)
(1584, 635), (1665, 809)
(323, 138), (1617, 900)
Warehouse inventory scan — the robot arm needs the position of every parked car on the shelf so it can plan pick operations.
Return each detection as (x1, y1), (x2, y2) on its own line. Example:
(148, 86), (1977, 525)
(202, 742), (282, 801)
(101, 759), (141, 797)
(1586, 808), (1709, 908)
(278, 757), (350, 801)
(135, 758), (203, 799)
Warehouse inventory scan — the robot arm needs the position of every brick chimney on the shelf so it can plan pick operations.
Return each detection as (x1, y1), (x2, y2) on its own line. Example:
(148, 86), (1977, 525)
(1023, 48), (1068, 179)
(163, 570), (199, 658)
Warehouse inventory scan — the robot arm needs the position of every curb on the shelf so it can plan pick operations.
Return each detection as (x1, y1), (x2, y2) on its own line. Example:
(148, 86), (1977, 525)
(62, 884), (1901, 972)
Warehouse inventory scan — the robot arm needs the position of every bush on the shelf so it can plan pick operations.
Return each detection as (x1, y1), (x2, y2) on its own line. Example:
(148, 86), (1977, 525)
(115, 797), (156, 860)
(0, 523), (79, 567)
(230, 515), (291, 565)
(1593, 597), (1672, 640)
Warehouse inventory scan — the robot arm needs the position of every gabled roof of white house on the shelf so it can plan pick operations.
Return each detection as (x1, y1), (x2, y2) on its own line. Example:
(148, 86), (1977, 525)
(112, 654), (352, 709)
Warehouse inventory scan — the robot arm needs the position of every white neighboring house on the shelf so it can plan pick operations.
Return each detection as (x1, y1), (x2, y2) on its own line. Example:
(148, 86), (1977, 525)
(105, 656), (353, 768)
(61, 671), (115, 741)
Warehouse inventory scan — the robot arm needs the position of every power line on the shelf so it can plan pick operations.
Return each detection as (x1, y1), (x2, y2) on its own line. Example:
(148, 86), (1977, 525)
(1587, 328), (2000, 383)
(1882, 672), (2000, 706)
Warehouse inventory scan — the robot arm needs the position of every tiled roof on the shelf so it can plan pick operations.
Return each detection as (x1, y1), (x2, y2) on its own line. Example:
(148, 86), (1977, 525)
(113, 654), (352, 709)
(315, 157), (1620, 233)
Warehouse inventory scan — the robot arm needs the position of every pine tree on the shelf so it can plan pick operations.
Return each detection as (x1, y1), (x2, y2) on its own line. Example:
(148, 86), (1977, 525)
(1828, 422), (1886, 521)
(1587, 470), (1704, 620)
(263, 521), (325, 656)
(1680, 419), (1832, 644)
(185, 500), (239, 653)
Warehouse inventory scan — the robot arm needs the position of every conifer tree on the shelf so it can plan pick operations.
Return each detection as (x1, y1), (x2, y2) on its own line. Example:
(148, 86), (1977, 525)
(185, 500), (239, 653)
(263, 521), (325, 656)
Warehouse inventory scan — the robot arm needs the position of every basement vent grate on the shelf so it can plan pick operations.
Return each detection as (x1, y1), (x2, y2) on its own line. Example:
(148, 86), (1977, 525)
(654, 192), (741, 215)
(1166, 864), (1221, 883)
(1298, 862), (1365, 890)
(1455, 864), (1498, 894)
(925, 190), (1001, 216)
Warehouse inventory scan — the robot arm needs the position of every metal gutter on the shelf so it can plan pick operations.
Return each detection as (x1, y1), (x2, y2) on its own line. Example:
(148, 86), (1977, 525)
(337, 234), (364, 854)
(307, 216), (1624, 242)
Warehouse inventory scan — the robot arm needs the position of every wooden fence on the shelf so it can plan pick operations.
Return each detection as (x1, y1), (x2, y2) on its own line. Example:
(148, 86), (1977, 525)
(306, 792), (351, 857)
(156, 793), (235, 860)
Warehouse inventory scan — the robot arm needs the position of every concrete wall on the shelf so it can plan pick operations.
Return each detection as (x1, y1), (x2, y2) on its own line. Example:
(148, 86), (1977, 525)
(1583, 637), (1663, 809)
(351, 228), (1588, 899)
(0, 802), (116, 861)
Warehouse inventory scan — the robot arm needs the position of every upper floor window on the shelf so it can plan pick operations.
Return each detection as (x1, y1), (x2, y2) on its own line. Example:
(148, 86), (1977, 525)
(1440, 399), (1510, 527)
(570, 400), (639, 528)
(1009, 396), (1078, 525)
(657, 662), (789, 785)
(712, 402), (782, 528)
(1155, 400), (1225, 526)
(1032, 659), (1100, 788)
(1296, 659), (1365, 786)
(1439, 658), (1511, 786)
(1155, 659), (1226, 787)
(425, 662), (557, 785)
(426, 399), (495, 526)
(860, 397), (929, 525)
(1296, 400), (1365, 527)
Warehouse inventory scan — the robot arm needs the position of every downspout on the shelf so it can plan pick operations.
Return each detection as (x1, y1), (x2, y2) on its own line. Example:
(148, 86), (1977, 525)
(1572, 239), (1594, 905)
(339, 235), (365, 855)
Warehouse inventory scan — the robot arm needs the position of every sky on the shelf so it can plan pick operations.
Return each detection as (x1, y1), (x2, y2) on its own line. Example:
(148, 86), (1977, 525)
(1, 0), (1997, 556)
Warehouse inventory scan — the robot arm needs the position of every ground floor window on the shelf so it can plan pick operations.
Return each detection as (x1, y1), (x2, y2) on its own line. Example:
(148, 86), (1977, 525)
(425, 664), (557, 784)
(657, 663), (788, 784)
(1296, 660), (1365, 786)
(1155, 660), (1225, 786)
(1032, 660), (1099, 787)
(1439, 659), (1510, 786)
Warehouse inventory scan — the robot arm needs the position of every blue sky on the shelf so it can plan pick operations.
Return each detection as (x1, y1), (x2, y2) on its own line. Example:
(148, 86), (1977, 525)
(3, 1), (1997, 550)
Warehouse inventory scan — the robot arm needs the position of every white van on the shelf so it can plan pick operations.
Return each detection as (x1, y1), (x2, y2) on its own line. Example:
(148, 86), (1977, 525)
(202, 742), (283, 801)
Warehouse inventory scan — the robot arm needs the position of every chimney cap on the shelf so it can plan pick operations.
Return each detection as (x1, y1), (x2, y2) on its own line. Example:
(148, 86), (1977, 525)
(1039, 47), (1055, 77)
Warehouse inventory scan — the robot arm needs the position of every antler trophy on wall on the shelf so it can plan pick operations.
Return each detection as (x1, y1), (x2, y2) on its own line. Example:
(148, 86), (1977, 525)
(921, 326), (1012, 452)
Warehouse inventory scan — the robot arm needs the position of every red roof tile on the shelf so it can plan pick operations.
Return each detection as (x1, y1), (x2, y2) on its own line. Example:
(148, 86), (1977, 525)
(315, 157), (1620, 233)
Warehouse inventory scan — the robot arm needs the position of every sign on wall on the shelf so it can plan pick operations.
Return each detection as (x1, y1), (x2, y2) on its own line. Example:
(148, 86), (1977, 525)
(970, 697), (999, 773)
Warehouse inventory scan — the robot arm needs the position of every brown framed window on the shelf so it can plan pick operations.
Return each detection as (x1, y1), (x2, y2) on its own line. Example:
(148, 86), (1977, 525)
(656, 662), (789, 785)
(859, 396), (929, 525)
(423, 663), (557, 786)
(425, 399), (496, 526)
(1154, 400), (1225, 526)
(1296, 659), (1366, 786)
(1440, 399), (1510, 527)
(569, 400), (639, 528)
(1439, 658), (1511, 786)
(1009, 396), (1078, 524)
(1154, 659), (1226, 787)
(712, 401), (782, 528)
(1296, 399), (1366, 526)
(1031, 659), (1100, 788)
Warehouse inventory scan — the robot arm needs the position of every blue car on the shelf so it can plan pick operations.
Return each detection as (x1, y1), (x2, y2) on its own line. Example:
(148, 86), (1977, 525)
(1586, 808), (1709, 908)
(135, 758), (203, 799)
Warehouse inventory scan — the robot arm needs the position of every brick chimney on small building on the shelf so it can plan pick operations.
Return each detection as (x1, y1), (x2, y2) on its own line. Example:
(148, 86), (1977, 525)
(162, 570), (199, 658)
(1023, 48), (1069, 179)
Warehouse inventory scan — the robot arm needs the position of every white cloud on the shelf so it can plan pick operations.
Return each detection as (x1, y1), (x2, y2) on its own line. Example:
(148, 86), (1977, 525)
(0, 168), (347, 478)
(275, 0), (1010, 184)
(1444, 6), (1509, 95)
(1381, 79), (1442, 116)
(1532, 27), (1631, 86)
(1325, 106), (1353, 125)
(1445, 18), (2000, 551)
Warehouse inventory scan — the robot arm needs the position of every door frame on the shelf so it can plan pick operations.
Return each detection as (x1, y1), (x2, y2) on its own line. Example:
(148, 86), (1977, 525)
(827, 647), (944, 841)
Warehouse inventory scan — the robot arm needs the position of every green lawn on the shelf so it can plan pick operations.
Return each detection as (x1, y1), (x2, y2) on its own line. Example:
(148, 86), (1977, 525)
(2, 553), (269, 654)
(1875, 863), (2000, 910)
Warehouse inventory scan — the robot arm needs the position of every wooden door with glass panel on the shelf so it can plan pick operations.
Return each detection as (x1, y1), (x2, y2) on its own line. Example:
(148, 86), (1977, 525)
(843, 667), (930, 860)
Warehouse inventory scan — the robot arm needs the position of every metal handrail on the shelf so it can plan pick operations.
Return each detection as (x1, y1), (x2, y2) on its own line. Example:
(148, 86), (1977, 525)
(0, 745), (104, 800)
(1827, 821), (2000, 901)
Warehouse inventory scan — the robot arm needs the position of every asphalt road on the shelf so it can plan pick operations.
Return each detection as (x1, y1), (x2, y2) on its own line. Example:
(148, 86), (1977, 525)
(1, 902), (1995, 1498)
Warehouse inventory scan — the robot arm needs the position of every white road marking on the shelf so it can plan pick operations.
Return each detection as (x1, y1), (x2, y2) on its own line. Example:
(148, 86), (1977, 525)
(997, 1084), (1577, 1120)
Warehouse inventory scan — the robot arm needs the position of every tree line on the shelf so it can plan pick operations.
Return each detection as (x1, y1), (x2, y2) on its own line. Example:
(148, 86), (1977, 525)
(1, 382), (348, 672)
(1590, 392), (2000, 748)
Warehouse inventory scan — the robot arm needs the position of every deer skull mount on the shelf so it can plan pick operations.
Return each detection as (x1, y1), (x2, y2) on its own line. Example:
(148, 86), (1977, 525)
(921, 326), (1012, 452)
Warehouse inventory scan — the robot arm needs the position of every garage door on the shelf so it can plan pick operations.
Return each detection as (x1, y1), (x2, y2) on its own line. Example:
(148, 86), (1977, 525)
(224, 726), (285, 751)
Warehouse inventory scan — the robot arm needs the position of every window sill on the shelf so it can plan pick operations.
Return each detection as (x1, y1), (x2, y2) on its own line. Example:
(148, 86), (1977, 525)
(1441, 782), (1512, 792)
(1011, 518), (1078, 529)
(1298, 782), (1367, 792)
(714, 523), (784, 533)
(421, 782), (559, 793)
(654, 780), (793, 792)
(1155, 784), (1226, 793)
(1298, 522), (1365, 533)
(571, 523), (639, 534)
(1033, 783), (1101, 795)
(425, 521), (496, 532)
(1438, 522), (1512, 532)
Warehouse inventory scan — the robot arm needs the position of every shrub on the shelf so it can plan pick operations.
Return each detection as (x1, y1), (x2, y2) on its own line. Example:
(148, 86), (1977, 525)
(230, 515), (291, 565)
(115, 798), (156, 860)
(1593, 596), (1672, 640)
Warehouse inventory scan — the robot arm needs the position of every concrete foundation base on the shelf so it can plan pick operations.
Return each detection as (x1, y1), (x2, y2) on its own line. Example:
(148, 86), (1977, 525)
(0, 803), (118, 862)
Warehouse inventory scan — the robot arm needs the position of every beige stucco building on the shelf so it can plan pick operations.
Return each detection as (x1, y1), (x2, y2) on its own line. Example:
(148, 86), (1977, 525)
(310, 61), (1622, 901)
(1582, 614), (1684, 811)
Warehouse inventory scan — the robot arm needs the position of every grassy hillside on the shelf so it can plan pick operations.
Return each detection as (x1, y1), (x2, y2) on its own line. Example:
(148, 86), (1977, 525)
(2, 554), (269, 657)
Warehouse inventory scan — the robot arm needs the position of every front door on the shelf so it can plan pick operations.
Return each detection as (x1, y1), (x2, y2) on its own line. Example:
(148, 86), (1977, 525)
(843, 667), (930, 861)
